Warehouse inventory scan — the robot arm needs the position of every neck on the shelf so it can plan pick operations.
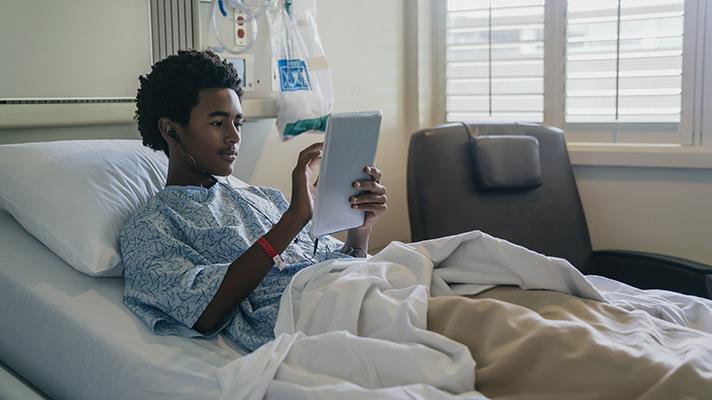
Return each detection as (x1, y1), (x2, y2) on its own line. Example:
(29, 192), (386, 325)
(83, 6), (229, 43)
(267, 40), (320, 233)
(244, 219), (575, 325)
(165, 157), (217, 188)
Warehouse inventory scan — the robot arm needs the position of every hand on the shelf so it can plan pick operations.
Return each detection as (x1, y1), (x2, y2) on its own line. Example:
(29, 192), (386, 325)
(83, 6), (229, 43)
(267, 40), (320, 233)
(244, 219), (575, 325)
(349, 165), (387, 230)
(286, 142), (323, 225)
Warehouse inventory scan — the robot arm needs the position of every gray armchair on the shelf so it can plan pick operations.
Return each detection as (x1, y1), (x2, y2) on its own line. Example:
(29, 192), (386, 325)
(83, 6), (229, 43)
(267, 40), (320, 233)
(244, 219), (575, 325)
(407, 121), (712, 298)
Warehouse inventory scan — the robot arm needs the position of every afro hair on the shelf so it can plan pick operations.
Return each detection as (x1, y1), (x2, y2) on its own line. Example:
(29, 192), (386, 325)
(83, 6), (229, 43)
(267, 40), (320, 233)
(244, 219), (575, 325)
(135, 50), (243, 156)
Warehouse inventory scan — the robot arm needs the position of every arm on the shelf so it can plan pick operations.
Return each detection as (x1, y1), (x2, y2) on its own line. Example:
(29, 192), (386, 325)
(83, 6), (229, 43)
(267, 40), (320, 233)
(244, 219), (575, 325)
(192, 211), (307, 333)
(593, 250), (712, 299)
(193, 143), (323, 334)
(341, 166), (387, 257)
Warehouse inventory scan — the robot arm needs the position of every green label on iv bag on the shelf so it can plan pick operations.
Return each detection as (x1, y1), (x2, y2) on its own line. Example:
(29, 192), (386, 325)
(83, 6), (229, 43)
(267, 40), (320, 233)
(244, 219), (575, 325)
(283, 115), (329, 139)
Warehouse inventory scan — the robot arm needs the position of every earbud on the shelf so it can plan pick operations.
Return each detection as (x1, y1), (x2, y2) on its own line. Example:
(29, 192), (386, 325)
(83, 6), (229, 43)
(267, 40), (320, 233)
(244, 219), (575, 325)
(164, 126), (217, 186)
(167, 128), (180, 143)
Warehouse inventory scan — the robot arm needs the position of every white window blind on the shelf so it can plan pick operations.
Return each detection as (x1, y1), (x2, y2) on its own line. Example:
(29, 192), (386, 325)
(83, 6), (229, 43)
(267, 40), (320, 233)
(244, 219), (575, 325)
(445, 0), (545, 122)
(565, 0), (685, 123)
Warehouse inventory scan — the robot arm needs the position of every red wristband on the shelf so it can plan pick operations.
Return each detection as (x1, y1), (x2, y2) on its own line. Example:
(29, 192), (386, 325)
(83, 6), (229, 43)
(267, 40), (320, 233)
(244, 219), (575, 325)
(257, 236), (286, 270)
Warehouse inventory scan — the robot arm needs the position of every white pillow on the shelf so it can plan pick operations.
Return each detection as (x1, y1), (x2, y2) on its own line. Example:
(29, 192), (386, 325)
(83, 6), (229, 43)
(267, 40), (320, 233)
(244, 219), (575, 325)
(0, 139), (248, 277)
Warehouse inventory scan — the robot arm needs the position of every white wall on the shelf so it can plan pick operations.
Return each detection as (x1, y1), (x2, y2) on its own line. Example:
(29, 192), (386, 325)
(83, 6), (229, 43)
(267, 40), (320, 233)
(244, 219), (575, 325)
(0, 0), (411, 252)
(575, 166), (712, 264)
(245, 0), (410, 250)
(232, 1), (712, 264)
(0, 0), (151, 99)
(3, 0), (710, 264)
(0, 124), (138, 145)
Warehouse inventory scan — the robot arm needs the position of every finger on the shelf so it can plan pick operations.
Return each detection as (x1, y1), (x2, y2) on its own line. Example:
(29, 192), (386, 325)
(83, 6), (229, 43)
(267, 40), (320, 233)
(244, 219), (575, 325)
(306, 154), (321, 169)
(298, 142), (324, 160)
(350, 194), (386, 205)
(301, 146), (323, 159)
(363, 165), (382, 183)
(351, 203), (387, 213)
(298, 148), (323, 166)
(301, 142), (324, 153)
(352, 180), (386, 194)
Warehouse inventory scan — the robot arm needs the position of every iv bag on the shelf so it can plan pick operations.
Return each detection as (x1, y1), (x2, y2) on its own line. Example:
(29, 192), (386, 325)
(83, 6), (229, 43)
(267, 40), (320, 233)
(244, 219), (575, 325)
(267, 0), (333, 140)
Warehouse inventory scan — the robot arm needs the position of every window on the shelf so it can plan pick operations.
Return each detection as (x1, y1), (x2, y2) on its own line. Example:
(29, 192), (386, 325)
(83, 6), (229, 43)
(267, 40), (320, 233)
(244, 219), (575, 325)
(566, 0), (684, 123)
(445, 0), (546, 122)
(438, 0), (710, 147)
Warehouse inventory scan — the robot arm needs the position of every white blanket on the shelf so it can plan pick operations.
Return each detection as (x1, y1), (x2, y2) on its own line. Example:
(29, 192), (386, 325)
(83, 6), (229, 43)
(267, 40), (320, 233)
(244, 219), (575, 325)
(217, 231), (712, 400)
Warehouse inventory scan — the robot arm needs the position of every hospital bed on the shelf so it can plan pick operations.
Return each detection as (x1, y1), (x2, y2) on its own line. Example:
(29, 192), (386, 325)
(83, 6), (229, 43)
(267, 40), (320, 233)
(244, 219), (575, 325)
(1, 137), (711, 399)
(0, 139), (249, 400)
(0, 208), (245, 400)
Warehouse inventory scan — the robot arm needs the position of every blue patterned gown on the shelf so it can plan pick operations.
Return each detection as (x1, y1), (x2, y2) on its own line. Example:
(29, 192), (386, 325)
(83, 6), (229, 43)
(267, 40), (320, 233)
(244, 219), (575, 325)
(119, 181), (348, 352)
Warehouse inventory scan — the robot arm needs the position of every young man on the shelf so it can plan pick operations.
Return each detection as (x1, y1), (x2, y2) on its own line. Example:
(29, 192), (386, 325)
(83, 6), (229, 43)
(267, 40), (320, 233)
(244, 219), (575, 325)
(120, 50), (387, 352)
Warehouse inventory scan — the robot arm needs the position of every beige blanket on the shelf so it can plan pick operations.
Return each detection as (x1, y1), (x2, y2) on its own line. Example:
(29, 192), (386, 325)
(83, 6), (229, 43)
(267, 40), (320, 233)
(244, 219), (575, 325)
(428, 287), (712, 400)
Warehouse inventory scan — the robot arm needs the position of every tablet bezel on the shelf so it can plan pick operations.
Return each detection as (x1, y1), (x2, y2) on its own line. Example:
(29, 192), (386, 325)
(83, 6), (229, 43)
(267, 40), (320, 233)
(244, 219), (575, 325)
(309, 111), (382, 239)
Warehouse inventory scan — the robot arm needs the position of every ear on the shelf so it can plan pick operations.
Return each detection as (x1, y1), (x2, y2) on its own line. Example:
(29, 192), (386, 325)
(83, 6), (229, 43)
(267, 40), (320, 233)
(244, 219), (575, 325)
(158, 117), (179, 144)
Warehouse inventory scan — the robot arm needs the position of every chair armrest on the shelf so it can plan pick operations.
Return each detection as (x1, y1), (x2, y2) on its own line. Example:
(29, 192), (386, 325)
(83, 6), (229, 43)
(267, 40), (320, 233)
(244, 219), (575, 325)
(593, 250), (712, 299)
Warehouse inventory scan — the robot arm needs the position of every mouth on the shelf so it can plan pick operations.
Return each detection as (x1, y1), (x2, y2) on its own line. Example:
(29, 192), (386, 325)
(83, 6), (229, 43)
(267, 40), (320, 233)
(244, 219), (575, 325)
(219, 150), (237, 163)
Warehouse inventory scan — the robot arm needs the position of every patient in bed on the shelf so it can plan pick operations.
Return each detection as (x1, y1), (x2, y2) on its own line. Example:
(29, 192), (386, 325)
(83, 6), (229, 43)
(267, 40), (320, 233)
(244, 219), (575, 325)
(119, 50), (712, 400)
(119, 50), (388, 352)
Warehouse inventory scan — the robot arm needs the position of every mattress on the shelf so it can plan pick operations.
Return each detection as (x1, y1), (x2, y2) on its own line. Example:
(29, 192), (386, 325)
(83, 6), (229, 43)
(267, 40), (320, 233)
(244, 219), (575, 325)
(0, 210), (245, 400)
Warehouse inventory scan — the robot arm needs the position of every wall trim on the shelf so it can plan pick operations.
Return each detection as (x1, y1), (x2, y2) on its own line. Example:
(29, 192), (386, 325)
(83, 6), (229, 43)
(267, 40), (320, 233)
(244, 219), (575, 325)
(569, 144), (712, 169)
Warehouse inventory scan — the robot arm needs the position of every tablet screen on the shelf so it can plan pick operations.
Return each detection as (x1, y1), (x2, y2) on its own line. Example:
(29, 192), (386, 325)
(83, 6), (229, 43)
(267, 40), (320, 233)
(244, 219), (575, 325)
(309, 111), (382, 239)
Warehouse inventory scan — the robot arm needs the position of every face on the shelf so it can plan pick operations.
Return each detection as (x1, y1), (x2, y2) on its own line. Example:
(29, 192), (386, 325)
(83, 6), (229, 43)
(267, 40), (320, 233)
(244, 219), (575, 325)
(173, 88), (244, 177)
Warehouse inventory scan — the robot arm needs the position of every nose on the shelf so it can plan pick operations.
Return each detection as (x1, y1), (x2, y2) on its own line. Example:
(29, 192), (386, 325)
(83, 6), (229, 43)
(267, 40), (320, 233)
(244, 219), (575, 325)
(226, 122), (240, 145)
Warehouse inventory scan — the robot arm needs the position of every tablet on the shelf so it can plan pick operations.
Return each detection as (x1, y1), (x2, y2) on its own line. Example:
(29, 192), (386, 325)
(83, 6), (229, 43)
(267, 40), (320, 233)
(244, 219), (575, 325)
(309, 111), (382, 239)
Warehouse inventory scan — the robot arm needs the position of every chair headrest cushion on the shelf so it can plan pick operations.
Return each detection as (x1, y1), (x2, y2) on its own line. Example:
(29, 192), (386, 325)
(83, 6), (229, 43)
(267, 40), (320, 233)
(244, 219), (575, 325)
(471, 135), (542, 191)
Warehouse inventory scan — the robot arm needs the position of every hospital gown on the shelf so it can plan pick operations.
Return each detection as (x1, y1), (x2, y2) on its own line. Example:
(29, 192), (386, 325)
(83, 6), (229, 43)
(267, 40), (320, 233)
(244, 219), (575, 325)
(119, 181), (347, 352)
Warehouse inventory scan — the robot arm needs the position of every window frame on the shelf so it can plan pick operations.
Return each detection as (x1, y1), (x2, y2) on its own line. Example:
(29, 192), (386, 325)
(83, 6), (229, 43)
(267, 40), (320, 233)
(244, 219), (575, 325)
(434, 0), (712, 166)
(697, 0), (712, 148)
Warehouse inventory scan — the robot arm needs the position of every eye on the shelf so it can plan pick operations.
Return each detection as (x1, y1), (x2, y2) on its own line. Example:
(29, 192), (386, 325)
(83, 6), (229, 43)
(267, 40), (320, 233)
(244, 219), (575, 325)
(210, 121), (223, 127)
(234, 120), (244, 128)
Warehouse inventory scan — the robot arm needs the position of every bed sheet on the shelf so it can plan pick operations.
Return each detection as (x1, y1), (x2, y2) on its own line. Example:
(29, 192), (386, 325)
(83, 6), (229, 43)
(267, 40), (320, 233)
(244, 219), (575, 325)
(0, 210), (245, 400)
